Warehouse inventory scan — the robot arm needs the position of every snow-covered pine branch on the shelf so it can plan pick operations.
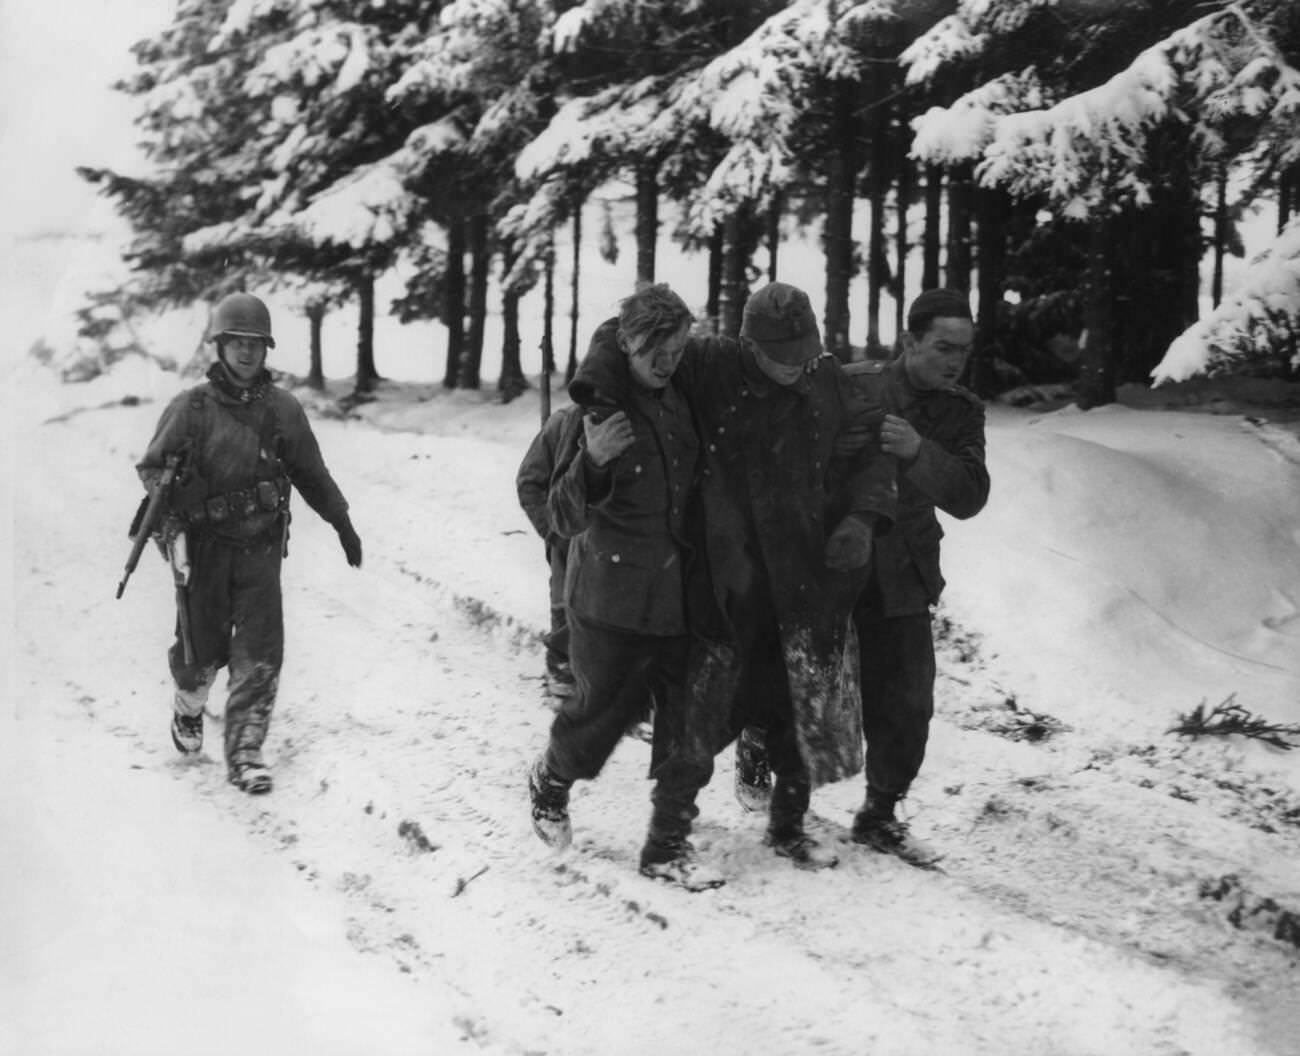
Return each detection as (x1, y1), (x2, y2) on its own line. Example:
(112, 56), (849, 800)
(913, 8), (1300, 215)
(910, 69), (1052, 165)
(1153, 218), (1300, 383)
(646, 0), (898, 236)
(389, 0), (551, 103)
(243, 22), (373, 97)
(899, 12), (986, 86)
(515, 76), (670, 181)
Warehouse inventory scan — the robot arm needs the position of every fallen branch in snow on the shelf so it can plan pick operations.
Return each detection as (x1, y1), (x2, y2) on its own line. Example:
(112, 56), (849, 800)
(1199, 874), (1300, 951)
(42, 394), (149, 425)
(452, 865), (489, 898)
(1168, 694), (1300, 750)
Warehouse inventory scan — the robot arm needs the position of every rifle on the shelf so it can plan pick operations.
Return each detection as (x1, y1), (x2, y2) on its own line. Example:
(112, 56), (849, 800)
(116, 452), (182, 600)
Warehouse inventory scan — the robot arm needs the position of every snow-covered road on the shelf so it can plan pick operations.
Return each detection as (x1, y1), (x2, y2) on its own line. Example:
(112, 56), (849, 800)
(6, 382), (1299, 1056)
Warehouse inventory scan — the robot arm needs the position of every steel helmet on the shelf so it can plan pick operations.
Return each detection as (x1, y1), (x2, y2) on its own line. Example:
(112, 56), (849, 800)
(210, 293), (275, 348)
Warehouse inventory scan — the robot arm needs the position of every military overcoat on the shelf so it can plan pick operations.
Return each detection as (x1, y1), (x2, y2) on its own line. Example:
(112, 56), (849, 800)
(673, 337), (897, 785)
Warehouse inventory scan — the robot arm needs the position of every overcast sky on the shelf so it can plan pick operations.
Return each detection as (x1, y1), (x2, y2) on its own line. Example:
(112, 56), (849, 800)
(0, 0), (173, 238)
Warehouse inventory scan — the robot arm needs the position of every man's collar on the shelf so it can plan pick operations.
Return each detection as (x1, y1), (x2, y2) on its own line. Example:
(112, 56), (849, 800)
(206, 361), (271, 402)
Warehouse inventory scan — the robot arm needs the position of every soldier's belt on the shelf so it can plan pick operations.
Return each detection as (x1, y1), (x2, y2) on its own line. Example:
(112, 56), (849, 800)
(185, 479), (289, 526)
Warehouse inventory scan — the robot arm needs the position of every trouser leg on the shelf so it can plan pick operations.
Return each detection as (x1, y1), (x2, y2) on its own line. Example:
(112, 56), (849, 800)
(645, 634), (709, 843)
(223, 544), (284, 769)
(728, 597), (813, 834)
(544, 607), (571, 676)
(169, 536), (232, 715)
(545, 612), (666, 782)
(857, 589), (935, 802)
(544, 545), (571, 676)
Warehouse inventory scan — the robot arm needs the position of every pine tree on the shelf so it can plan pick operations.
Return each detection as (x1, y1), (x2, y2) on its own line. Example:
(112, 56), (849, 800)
(908, 0), (1300, 401)
(78, 0), (266, 330)
(389, 0), (555, 390)
(512, 1), (781, 332)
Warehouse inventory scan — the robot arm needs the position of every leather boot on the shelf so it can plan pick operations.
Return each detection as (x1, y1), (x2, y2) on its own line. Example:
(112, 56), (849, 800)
(765, 776), (838, 871)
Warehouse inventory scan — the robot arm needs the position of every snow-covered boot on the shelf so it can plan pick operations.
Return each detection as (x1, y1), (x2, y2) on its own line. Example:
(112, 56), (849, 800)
(766, 829), (840, 871)
(851, 791), (941, 870)
(765, 776), (838, 871)
(733, 725), (772, 813)
(228, 757), (273, 795)
(171, 711), (203, 755)
(528, 757), (573, 850)
(639, 835), (726, 891)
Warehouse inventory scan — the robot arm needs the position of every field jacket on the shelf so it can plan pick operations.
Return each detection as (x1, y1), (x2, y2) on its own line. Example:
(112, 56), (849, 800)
(839, 358), (990, 616)
(547, 321), (700, 637)
(516, 404), (584, 553)
(137, 365), (349, 546)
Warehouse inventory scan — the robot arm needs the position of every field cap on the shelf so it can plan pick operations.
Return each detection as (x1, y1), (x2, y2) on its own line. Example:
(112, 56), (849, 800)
(740, 282), (822, 365)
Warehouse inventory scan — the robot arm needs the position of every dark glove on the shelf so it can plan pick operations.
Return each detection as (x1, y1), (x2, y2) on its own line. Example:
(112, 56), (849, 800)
(823, 514), (874, 571)
(336, 517), (363, 568)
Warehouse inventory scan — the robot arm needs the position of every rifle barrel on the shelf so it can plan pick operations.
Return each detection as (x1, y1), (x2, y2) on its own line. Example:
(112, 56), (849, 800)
(115, 455), (181, 599)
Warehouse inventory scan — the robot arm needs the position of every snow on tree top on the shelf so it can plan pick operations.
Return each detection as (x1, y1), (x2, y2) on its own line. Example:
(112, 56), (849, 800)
(916, 9), (1300, 212)
(900, 14), (986, 86)
(244, 23), (372, 96)
(549, 5), (592, 54)
(516, 78), (666, 180)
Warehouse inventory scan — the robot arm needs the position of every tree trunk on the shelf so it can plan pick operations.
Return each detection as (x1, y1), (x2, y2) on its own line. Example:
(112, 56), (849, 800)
(498, 240), (526, 404)
(707, 226), (728, 332)
(894, 124), (912, 348)
(824, 81), (857, 361)
(1115, 135), (1201, 384)
(1212, 167), (1227, 308)
(866, 85), (892, 356)
(1279, 164), (1296, 233)
(635, 162), (658, 286)
(541, 246), (555, 423)
(721, 207), (759, 338)
(307, 305), (325, 390)
(767, 193), (782, 281)
(459, 213), (489, 390)
(922, 164), (943, 292)
(971, 186), (1007, 397)
(1077, 216), (1117, 409)
(444, 218), (467, 389)
(355, 272), (378, 394)
(567, 195), (583, 383)
(945, 162), (974, 292)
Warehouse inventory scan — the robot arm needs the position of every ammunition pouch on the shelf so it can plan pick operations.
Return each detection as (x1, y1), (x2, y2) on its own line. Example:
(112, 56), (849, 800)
(184, 478), (290, 526)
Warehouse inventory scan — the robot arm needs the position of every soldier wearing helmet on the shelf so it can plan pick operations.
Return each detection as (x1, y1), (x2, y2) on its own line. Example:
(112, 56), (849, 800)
(135, 292), (363, 794)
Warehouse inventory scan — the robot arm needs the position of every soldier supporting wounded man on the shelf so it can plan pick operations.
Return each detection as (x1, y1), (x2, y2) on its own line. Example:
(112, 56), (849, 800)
(736, 288), (991, 868)
(135, 292), (363, 794)
(526, 284), (700, 865)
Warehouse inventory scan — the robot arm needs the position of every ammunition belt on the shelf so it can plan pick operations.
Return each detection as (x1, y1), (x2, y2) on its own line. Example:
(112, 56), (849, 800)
(184, 478), (290, 526)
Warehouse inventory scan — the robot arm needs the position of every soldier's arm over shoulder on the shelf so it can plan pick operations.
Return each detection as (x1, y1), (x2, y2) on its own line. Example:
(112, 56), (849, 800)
(830, 359), (887, 455)
(277, 392), (350, 525)
(674, 333), (737, 398)
(906, 386), (990, 520)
